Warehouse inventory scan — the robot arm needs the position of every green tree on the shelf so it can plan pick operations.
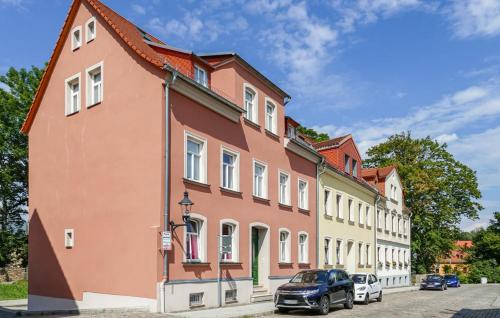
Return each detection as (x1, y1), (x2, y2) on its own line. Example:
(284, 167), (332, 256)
(0, 66), (44, 267)
(297, 126), (330, 142)
(364, 132), (482, 273)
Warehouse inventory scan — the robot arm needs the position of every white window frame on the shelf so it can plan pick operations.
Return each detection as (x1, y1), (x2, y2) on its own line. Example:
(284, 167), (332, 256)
(324, 187), (333, 216)
(366, 206), (371, 227)
(71, 25), (82, 51)
(243, 83), (258, 124)
(278, 229), (291, 263)
(264, 97), (277, 134)
(287, 124), (296, 139)
(253, 159), (268, 199)
(377, 209), (381, 229)
(352, 159), (358, 177)
(358, 202), (364, 224)
(278, 170), (291, 205)
(220, 219), (239, 262)
(86, 61), (104, 107)
(65, 72), (81, 115)
(298, 231), (309, 264)
(184, 131), (208, 183)
(336, 239), (343, 265)
(358, 242), (364, 265)
(366, 244), (372, 265)
(385, 212), (390, 231)
(184, 213), (207, 262)
(336, 192), (344, 219)
(298, 178), (308, 210)
(85, 17), (96, 43)
(194, 64), (208, 87)
(348, 198), (354, 222)
(220, 146), (240, 191)
(64, 229), (74, 248)
(324, 237), (332, 265)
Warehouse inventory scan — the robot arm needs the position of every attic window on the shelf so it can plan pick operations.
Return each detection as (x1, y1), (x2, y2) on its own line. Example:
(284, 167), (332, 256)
(86, 17), (96, 43)
(287, 124), (296, 139)
(194, 65), (208, 87)
(71, 26), (82, 51)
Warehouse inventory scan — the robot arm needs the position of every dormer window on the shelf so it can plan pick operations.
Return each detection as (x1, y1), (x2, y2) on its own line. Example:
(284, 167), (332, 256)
(194, 65), (208, 87)
(86, 17), (96, 43)
(344, 154), (350, 174)
(243, 85), (258, 123)
(352, 159), (358, 177)
(287, 124), (296, 139)
(71, 26), (82, 51)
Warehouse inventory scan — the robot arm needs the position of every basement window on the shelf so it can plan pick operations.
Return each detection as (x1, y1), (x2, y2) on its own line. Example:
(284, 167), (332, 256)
(225, 289), (237, 303)
(189, 292), (204, 307)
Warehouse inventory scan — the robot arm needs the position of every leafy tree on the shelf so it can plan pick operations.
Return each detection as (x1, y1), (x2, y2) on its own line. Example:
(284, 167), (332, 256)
(364, 132), (482, 273)
(297, 126), (330, 142)
(0, 66), (44, 267)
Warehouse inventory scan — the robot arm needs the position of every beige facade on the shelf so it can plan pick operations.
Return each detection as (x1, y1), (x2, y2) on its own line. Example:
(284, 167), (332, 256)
(318, 166), (377, 275)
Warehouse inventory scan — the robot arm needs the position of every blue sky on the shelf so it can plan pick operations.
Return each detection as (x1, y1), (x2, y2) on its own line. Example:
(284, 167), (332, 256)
(1, 0), (499, 231)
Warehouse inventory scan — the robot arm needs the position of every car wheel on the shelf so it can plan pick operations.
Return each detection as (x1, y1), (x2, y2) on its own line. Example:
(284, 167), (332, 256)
(363, 293), (369, 305)
(441, 284), (445, 291)
(318, 296), (330, 315)
(377, 291), (382, 302)
(278, 308), (289, 314)
(344, 292), (354, 309)
(458, 283), (461, 287)
(445, 285), (448, 290)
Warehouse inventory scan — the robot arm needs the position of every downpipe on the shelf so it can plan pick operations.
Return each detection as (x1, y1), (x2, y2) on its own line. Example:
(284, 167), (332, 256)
(316, 158), (327, 268)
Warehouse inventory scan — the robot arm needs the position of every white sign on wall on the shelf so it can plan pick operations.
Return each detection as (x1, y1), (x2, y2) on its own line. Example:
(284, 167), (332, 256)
(162, 231), (172, 251)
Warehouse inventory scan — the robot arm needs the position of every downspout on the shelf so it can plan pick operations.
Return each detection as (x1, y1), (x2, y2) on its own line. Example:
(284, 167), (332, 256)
(161, 68), (178, 313)
(316, 157), (327, 268)
(374, 194), (381, 277)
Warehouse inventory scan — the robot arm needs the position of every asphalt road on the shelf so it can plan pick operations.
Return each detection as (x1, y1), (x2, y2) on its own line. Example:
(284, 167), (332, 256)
(275, 284), (500, 318)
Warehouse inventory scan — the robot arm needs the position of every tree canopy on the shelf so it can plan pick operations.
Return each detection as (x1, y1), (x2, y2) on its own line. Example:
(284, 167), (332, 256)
(363, 132), (482, 273)
(0, 65), (44, 267)
(297, 126), (330, 142)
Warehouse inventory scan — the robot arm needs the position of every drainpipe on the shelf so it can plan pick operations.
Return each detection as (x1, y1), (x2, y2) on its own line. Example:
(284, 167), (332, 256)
(374, 194), (381, 276)
(316, 158), (327, 268)
(160, 69), (178, 313)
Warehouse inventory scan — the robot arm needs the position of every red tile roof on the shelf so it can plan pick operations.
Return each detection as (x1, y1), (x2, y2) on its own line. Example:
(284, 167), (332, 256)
(313, 134), (351, 150)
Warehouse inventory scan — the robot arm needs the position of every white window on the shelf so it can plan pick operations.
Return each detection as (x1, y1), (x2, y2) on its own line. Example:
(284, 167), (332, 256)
(221, 147), (239, 191)
(64, 229), (74, 248)
(265, 99), (277, 134)
(221, 223), (235, 261)
(85, 17), (96, 42)
(253, 160), (267, 198)
(348, 199), (354, 222)
(243, 85), (258, 123)
(71, 26), (82, 51)
(278, 171), (290, 205)
(186, 219), (203, 261)
(392, 215), (396, 233)
(336, 193), (344, 219)
(324, 237), (332, 265)
(298, 232), (308, 264)
(358, 242), (364, 265)
(194, 65), (208, 87)
(404, 219), (408, 235)
(344, 154), (350, 173)
(336, 239), (343, 264)
(287, 124), (296, 138)
(298, 179), (308, 210)
(189, 293), (204, 307)
(324, 188), (333, 216)
(185, 132), (207, 183)
(377, 210), (381, 229)
(279, 230), (290, 263)
(358, 203), (363, 224)
(86, 62), (103, 107)
(366, 206), (371, 226)
(385, 212), (390, 231)
(352, 159), (358, 177)
(65, 73), (81, 115)
(366, 244), (371, 265)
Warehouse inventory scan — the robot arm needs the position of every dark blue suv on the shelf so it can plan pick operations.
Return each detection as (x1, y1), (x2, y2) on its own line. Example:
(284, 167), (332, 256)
(274, 269), (354, 315)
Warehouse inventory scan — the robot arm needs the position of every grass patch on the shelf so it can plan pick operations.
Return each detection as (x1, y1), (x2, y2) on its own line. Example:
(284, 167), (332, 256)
(0, 280), (27, 300)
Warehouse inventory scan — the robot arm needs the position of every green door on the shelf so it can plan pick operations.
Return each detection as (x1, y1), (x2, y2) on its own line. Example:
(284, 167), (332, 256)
(252, 228), (259, 285)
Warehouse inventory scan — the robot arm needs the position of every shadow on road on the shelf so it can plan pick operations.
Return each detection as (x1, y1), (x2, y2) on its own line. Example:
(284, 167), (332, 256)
(451, 308), (500, 317)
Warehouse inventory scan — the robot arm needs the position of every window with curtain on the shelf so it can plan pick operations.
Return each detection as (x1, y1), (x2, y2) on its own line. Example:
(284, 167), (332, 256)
(221, 223), (234, 261)
(279, 231), (289, 262)
(186, 220), (201, 261)
(298, 234), (308, 263)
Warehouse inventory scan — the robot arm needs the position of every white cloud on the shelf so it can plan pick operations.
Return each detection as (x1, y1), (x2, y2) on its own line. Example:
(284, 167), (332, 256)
(436, 133), (458, 144)
(131, 4), (147, 15)
(451, 86), (488, 104)
(447, 0), (500, 38)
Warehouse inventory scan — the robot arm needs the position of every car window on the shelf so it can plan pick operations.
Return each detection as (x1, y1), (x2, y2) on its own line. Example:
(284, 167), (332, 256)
(290, 271), (328, 283)
(351, 274), (367, 284)
(371, 275), (378, 283)
(328, 271), (336, 283)
(426, 275), (442, 281)
(339, 271), (349, 281)
(368, 275), (375, 284)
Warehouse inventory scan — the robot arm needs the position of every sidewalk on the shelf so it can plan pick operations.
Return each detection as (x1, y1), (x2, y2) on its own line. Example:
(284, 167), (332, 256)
(168, 285), (420, 318)
(0, 299), (28, 317)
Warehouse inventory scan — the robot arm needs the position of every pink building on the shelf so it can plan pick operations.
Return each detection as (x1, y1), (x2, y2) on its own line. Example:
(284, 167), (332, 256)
(22, 0), (320, 312)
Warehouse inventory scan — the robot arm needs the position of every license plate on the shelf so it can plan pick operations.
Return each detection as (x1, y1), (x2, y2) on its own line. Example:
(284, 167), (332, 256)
(284, 299), (298, 305)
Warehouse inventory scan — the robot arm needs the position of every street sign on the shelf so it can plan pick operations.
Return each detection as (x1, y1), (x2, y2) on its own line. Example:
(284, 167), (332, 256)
(162, 231), (172, 251)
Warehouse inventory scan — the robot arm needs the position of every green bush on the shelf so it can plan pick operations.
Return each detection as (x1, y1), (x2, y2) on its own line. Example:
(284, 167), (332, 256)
(467, 260), (500, 283)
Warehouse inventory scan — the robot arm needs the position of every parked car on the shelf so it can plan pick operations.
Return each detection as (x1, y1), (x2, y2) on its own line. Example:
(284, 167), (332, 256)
(444, 274), (461, 287)
(274, 269), (355, 315)
(420, 274), (447, 290)
(351, 273), (383, 304)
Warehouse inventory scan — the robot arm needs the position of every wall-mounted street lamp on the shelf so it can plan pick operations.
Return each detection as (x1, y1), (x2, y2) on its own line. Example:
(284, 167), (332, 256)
(169, 191), (193, 232)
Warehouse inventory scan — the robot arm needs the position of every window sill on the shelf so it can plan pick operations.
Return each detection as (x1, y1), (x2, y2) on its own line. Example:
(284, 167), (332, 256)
(366, 265), (372, 268)
(253, 195), (270, 204)
(298, 262), (311, 268)
(182, 262), (211, 266)
(220, 187), (242, 196)
(335, 264), (344, 269)
(183, 178), (210, 188)
(336, 217), (344, 223)
(298, 208), (310, 214)
(324, 264), (334, 269)
(265, 129), (280, 141)
(220, 261), (242, 266)
(278, 262), (293, 265)
(385, 230), (390, 234)
(278, 203), (293, 210)
(348, 220), (355, 226)
(243, 118), (261, 130)
(366, 225), (372, 230)
(390, 199), (398, 204)
(86, 101), (101, 109)
(358, 264), (365, 268)
(324, 214), (333, 220)
(358, 223), (365, 228)
(189, 304), (205, 309)
(66, 110), (80, 117)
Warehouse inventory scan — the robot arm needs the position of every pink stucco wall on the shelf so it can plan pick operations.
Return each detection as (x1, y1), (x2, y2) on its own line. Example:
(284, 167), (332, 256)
(168, 60), (317, 281)
(28, 2), (164, 300)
